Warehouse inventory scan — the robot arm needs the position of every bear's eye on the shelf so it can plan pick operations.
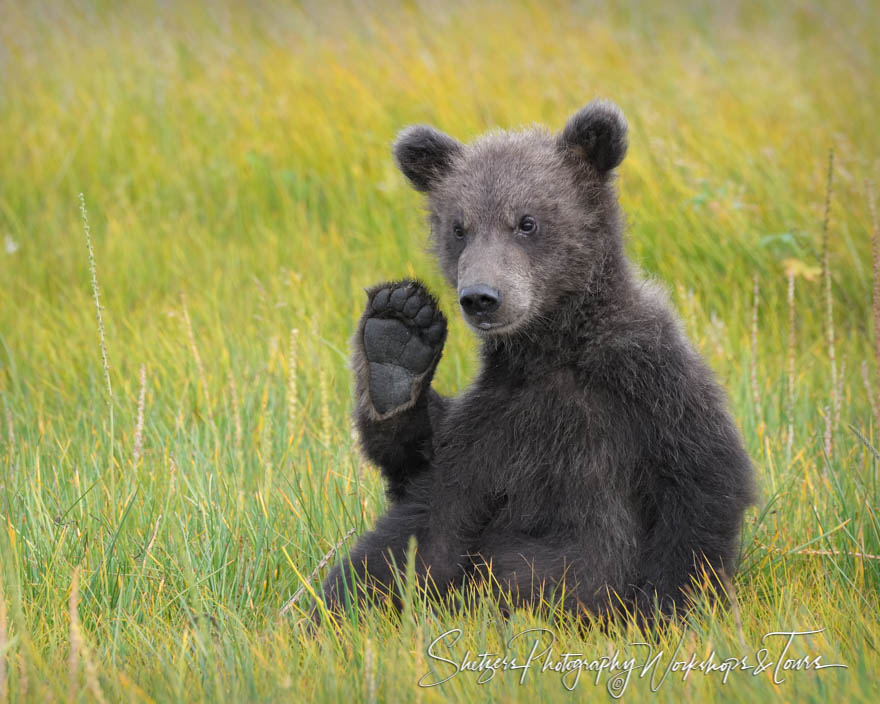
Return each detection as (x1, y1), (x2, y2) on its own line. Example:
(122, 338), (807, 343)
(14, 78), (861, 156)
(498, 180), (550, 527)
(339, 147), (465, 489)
(452, 224), (465, 240)
(518, 215), (538, 235)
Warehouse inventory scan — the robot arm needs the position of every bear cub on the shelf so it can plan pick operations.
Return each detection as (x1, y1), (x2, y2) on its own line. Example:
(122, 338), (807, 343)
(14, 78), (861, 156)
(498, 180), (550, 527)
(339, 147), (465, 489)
(320, 100), (756, 625)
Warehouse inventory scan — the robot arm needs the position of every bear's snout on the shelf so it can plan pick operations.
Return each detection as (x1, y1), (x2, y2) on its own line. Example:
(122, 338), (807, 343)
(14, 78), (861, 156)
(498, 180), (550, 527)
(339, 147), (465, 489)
(459, 284), (501, 317)
(455, 234), (532, 333)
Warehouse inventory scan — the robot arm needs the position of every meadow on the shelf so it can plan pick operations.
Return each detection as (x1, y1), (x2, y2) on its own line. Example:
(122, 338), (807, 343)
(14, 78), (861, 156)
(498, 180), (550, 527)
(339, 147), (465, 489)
(1, 0), (879, 701)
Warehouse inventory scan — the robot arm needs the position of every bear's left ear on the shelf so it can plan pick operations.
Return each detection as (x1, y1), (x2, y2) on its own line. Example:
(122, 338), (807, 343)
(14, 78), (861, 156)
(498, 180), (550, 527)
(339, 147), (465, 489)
(393, 125), (463, 193)
(557, 99), (628, 174)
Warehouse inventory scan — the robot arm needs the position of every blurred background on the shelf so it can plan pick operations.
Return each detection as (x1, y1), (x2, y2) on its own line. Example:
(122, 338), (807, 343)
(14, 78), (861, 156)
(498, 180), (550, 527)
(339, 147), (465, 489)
(0, 1), (879, 701)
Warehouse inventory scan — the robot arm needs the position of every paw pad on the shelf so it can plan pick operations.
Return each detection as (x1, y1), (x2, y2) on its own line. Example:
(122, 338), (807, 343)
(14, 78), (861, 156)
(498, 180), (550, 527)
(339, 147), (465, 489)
(361, 281), (446, 415)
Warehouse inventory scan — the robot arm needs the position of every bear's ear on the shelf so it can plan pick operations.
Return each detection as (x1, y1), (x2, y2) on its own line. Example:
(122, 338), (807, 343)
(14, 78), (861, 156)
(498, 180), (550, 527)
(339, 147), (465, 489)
(557, 100), (628, 174)
(392, 125), (463, 193)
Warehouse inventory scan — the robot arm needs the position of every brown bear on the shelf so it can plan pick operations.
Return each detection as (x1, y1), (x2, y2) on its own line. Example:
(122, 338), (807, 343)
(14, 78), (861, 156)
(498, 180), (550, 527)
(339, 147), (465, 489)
(319, 100), (756, 627)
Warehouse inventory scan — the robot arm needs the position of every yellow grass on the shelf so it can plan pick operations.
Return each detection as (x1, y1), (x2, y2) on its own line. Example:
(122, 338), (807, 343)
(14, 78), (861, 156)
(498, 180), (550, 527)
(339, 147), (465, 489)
(0, 0), (878, 701)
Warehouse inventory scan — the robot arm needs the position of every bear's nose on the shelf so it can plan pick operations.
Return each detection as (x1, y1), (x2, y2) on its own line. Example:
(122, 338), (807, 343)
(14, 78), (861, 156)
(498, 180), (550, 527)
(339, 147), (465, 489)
(459, 285), (501, 316)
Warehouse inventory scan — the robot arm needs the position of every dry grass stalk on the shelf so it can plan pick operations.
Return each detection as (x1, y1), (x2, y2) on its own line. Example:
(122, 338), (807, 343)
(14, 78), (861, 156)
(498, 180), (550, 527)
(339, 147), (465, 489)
(862, 360), (878, 422)
(364, 638), (377, 704)
(2, 394), (12, 448)
(180, 292), (213, 424)
(259, 380), (271, 490)
(766, 544), (880, 561)
(279, 527), (356, 615)
(820, 149), (836, 457)
(414, 625), (425, 703)
(133, 363), (146, 466)
(288, 328), (299, 438)
(228, 369), (243, 451)
(720, 571), (746, 650)
(69, 572), (106, 704)
(0, 589), (7, 702)
(786, 269), (796, 465)
(16, 655), (26, 702)
(750, 273), (762, 424)
(868, 180), (880, 425)
(823, 407), (833, 465)
(82, 643), (105, 701)
(168, 455), (178, 495)
(319, 367), (331, 447)
(823, 405), (832, 464)
(68, 569), (81, 698)
(141, 514), (162, 570)
(79, 194), (112, 400)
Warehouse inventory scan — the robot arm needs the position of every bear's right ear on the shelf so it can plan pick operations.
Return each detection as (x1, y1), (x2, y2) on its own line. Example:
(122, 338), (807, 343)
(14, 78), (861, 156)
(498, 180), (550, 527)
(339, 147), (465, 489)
(557, 100), (628, 174)
(392, 125), (463, 193)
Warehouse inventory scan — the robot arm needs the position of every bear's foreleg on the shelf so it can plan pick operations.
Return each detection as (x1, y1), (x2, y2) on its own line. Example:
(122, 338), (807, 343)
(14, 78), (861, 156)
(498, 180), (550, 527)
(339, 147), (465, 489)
(352, 280), (448, 501)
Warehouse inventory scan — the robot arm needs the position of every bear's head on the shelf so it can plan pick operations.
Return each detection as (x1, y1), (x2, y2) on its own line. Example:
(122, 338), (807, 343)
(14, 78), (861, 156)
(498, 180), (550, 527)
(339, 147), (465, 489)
(393, 100), (628, 337)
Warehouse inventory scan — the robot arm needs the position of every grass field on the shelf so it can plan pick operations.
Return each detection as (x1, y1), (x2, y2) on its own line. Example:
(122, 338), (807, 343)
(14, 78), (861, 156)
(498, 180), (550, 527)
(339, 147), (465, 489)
(1, 0), (879, 701)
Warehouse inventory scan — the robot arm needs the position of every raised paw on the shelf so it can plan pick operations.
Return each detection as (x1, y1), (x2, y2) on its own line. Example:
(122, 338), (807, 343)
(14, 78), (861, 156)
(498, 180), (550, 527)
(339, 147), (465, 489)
(360, 280), (446, 417)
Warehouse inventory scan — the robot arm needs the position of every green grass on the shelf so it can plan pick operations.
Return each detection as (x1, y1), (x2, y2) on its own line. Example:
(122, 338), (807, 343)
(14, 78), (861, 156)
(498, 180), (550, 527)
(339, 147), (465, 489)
(1, 0), (879, 701)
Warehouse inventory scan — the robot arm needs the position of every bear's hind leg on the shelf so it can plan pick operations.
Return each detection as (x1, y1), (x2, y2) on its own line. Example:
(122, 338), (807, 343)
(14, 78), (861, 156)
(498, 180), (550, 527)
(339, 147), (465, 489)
(317, 496), (432, 620)
(463, 535), (623, 623)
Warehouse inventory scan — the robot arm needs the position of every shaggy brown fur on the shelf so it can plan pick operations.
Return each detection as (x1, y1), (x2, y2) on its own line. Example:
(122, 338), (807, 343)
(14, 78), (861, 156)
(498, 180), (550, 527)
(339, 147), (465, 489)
(319, 100), (756, 627)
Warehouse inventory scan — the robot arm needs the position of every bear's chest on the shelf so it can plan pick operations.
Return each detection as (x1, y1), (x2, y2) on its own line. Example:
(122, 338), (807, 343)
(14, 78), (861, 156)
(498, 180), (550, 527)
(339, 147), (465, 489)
(433, 373), (594, 492)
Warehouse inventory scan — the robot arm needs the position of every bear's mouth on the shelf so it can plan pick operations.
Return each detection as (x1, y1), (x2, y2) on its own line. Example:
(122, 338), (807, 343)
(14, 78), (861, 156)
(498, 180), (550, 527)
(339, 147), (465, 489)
(466, 317), (523, 336)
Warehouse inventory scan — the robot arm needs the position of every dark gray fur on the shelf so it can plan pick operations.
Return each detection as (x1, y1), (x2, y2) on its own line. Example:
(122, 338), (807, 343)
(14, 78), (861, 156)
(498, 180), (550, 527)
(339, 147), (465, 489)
(319, 100), (756, 627)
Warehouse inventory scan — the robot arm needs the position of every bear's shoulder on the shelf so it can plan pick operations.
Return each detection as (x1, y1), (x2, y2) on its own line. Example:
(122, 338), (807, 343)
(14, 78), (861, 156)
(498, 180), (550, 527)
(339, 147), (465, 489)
(582, 278), (709, 408)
